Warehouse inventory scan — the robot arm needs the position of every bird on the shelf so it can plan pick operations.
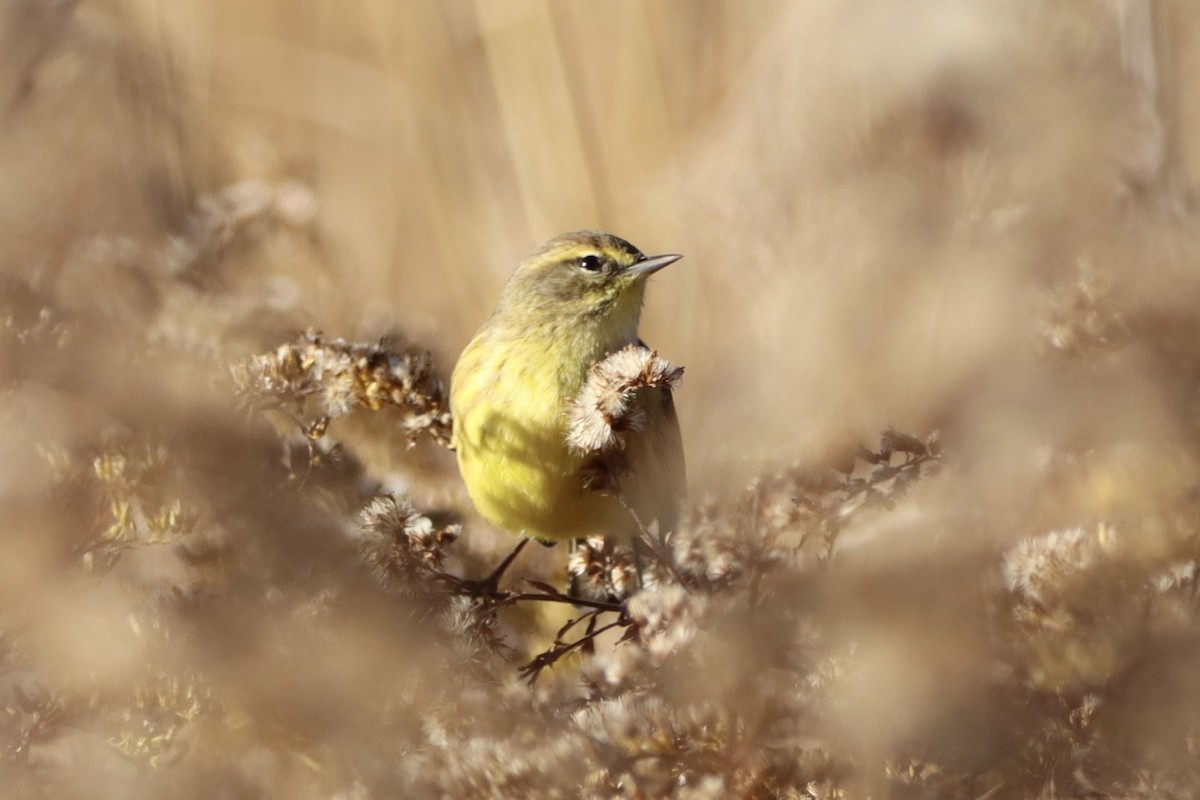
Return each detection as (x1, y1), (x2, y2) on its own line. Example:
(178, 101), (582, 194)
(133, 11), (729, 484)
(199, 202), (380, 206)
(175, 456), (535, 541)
(450, 230), (685, 586)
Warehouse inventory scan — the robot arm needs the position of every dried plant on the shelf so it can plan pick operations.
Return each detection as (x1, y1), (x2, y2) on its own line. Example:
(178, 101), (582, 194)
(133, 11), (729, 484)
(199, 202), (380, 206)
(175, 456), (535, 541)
(4, 4), (1200, 800)
(567, 344), (684, 455)
(356, 493), (461, 595)
(232, 329), (452, 445)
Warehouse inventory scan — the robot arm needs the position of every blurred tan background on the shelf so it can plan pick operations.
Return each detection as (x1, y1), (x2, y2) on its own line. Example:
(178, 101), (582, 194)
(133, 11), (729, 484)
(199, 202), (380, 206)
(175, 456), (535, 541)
(162, 1), (1200, 479)
(5, 1), (1200, 797)
(7, 0), (1199, 482)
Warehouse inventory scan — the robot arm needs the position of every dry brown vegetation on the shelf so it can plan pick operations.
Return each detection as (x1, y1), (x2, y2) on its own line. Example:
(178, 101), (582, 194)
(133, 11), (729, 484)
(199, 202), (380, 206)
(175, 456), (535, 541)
(4, 1), (1200, 798)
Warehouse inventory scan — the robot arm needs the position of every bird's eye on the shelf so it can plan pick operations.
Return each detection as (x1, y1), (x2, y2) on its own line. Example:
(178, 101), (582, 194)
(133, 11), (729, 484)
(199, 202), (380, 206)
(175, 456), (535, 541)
(578, 254), (603, 272)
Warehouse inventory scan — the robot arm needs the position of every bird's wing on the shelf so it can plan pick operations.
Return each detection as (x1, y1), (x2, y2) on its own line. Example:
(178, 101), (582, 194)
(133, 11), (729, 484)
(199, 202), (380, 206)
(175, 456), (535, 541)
(618, 342), (687, 538)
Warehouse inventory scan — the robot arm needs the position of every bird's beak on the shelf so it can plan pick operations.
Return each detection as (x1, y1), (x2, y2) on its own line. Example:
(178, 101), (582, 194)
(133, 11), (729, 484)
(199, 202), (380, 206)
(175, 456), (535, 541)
(627, 253), (682, 278)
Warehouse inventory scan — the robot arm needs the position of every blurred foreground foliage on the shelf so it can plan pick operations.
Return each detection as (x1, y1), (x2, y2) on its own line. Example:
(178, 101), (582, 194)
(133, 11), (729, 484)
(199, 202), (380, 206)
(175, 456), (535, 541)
(4, 2), (1200, 799)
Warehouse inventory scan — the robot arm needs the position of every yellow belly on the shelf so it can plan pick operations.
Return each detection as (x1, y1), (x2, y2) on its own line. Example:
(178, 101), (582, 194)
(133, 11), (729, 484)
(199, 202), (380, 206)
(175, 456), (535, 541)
(451, 337), (637, 541)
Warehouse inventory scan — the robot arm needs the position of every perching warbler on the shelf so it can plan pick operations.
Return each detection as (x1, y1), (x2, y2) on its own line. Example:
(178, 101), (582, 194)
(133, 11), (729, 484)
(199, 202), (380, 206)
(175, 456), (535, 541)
(450, 231), (685, 547)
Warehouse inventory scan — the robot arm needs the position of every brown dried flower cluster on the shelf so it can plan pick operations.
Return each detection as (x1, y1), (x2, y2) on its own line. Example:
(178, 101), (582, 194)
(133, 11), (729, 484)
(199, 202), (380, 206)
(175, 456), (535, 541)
(566, 536), (643, 601)
(232, 329), (452, 445)
(1040, 260), (1130, 356)
(67, 440), (202, 572)
(356, 493), (460, 594)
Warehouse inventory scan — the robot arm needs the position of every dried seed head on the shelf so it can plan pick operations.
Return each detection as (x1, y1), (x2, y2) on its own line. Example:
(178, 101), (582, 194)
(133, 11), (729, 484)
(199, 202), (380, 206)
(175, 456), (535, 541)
(567, 344), (683, 455)
(232, 329), (453, 446)
(357, 494), (460, 592)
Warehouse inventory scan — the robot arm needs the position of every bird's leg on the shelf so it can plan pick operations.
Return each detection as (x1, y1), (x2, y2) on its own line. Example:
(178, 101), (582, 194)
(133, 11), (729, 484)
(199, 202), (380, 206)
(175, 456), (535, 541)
(465, 537), (530, 597)
(485, 537), (530, 588)
(631, 536), (648, 590)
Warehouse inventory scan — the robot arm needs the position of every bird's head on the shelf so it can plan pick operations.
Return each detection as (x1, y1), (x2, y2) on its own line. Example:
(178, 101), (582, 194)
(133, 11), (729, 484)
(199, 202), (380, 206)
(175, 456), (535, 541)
(497, 230), (681, 340)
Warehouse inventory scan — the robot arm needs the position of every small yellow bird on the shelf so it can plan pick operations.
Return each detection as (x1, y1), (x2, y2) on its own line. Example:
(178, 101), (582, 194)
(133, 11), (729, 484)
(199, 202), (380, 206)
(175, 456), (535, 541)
(450, 231), (685, 560)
